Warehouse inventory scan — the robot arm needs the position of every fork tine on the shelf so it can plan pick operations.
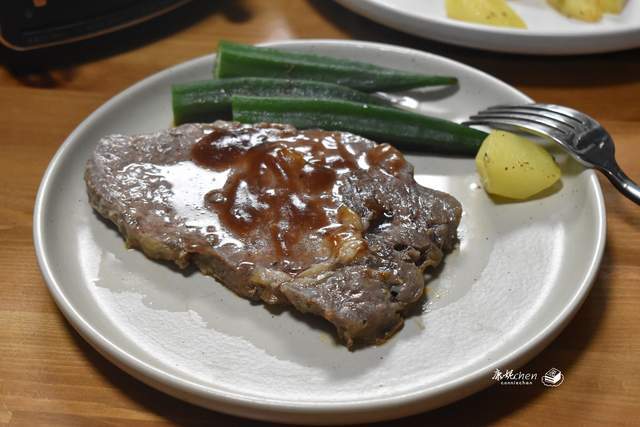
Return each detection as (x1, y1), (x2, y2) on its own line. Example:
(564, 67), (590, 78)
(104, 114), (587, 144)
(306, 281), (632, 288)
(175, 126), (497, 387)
(468, 112), (574, 135)
(488, 104), (587, 125)
(480, 107), (577, 130)
(530, 103), (590, 124)
(462, 118), (568, 146)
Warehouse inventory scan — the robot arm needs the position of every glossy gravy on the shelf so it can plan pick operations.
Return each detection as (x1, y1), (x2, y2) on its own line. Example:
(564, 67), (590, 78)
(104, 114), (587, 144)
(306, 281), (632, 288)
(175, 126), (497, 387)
(191, 127), (406, 261)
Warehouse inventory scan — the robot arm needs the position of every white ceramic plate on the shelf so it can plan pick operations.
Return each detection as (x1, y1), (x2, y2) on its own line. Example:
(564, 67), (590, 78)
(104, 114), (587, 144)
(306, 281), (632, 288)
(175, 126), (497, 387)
(34, 40), (605, 424)
(336, 0), (640, 54)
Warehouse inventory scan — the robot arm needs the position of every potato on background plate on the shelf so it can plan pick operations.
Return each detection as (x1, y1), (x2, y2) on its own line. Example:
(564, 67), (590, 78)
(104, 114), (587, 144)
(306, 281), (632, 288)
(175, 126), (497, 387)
(600, 0), (627, 13)
(447, 0), (628, 26)
(445, 0), (527, 28)
(547, 0), (628, 21)
(547, 0), (604, 21)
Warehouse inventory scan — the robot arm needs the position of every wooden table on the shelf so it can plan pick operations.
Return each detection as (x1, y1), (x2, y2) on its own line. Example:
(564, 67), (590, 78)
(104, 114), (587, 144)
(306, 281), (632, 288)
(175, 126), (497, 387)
(1, 1), (639, 425)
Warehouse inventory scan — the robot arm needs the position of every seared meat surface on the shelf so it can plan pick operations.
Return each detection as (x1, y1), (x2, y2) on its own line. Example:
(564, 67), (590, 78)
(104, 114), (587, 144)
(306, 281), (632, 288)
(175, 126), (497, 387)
(85, 121), (461, 348)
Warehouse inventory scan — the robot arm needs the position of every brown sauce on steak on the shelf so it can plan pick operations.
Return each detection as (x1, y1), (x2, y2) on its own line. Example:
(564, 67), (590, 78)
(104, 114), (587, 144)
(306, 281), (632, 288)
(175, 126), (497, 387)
(191, 127), (407, 264)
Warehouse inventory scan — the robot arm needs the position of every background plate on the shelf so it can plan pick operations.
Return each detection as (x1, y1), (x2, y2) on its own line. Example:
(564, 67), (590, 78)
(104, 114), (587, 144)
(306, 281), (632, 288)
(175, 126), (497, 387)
(335, 0), (640, 54)
(34, 40), (606, 424)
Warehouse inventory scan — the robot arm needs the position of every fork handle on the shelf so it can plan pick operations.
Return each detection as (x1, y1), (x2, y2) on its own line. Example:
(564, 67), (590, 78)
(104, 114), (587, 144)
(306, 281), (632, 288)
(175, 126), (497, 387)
(601, 162), (640, 205)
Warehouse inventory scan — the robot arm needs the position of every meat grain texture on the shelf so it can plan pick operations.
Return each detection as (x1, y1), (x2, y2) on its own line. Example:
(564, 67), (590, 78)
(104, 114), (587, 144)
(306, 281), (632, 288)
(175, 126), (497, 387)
(85, 121), (462, 348)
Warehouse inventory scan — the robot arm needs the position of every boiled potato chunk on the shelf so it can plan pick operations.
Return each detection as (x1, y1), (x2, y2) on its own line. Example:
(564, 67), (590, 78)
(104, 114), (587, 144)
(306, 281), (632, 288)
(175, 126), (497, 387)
(600, 0), (627, 13)
(446, 0), (527, 28)
(547, 0), (603, 21)
(475, 130), (561, 200)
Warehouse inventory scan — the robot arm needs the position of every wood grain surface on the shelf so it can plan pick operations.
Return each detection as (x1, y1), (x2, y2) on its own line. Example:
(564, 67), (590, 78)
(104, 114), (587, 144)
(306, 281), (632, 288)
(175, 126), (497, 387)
(1, 1), (639, 425)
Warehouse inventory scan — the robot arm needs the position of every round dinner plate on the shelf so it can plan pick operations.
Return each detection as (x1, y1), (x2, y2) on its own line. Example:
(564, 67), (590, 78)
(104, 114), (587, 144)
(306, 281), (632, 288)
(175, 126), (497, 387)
(34, 40), (605, 424)
(335, 0), (640, 55)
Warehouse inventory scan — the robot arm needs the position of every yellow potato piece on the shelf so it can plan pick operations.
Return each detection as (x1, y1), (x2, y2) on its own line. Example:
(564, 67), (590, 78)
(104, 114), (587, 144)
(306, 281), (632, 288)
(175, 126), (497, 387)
(446, 0), (527, 28)
(475, 130), (561, 200)
(547, 0), (604, 21)
(600, 0), (627, 13)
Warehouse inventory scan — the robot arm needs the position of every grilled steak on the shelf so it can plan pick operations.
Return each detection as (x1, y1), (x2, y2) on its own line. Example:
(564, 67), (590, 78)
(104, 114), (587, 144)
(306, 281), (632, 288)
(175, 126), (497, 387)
(85, 121), (462, 348)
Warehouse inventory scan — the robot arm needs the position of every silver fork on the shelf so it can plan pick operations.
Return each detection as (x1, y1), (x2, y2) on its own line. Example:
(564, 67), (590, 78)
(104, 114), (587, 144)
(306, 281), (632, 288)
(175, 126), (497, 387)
(463, 103), (640, 205)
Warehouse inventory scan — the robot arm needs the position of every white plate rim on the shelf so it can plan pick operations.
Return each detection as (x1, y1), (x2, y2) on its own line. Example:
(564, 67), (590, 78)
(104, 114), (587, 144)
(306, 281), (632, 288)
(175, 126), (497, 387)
(33, 39), (607, 422)
(335, 0), (640, 54)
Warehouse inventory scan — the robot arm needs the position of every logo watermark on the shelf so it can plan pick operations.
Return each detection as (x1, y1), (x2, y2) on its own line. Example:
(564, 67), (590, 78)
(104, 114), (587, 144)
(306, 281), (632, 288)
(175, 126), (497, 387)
(492, 369), (538, 385)
(491, 367), (564, 387)
(541, 368), (564, 387)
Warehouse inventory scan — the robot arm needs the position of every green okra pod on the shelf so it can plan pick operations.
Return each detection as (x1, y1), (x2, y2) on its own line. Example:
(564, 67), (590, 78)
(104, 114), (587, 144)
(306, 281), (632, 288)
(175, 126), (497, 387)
(231, 95), (486, 156)
(215, 41), (457, 92)
(172, 77), (389, 124)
